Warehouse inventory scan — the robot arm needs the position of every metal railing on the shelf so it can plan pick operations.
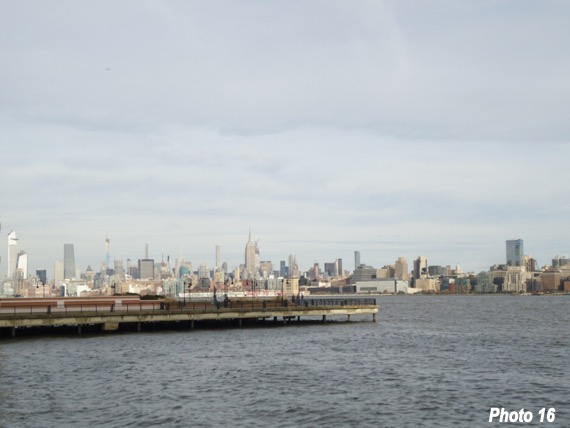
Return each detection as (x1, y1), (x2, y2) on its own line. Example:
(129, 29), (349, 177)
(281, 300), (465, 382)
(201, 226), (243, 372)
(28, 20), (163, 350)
(0, 298), (377, 317)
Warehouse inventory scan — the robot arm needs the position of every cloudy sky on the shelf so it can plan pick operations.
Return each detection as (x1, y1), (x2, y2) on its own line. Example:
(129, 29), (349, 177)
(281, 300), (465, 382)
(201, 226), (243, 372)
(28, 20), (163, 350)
(1, 0), (569, 279)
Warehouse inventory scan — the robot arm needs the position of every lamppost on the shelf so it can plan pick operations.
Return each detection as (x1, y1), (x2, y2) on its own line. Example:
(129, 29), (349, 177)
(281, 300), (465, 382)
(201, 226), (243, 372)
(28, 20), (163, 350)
(187, 279), (192, 306)
(283, 280), (289, 306)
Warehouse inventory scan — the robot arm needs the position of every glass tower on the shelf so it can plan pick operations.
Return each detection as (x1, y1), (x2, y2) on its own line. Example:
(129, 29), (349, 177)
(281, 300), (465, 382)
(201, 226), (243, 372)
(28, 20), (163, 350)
(64, 243), (76, 279)
(506, 239), (524, 266)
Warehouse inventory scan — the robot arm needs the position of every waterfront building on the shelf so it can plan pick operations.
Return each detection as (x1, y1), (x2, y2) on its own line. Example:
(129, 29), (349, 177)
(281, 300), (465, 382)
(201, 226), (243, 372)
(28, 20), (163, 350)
(353, 279), (410, 294)
(7, 231), (18, 279)
(351, 265), (377, 283)
(415, 277), (439, 292)
(540, 270), (561, 292)
(503, 266), (527, 292)
(395, 257), (409, 280)
(376, 266), (393, 279)
(64, 244), (76, 280)
(506, 239), (524, 266)
(475, 272), (497, 293)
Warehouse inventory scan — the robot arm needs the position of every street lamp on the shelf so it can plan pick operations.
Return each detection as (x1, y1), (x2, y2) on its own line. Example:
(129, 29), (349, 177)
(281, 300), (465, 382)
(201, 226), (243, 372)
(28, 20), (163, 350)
(187, 279), (192, 307)
(283, 280), (289, 306)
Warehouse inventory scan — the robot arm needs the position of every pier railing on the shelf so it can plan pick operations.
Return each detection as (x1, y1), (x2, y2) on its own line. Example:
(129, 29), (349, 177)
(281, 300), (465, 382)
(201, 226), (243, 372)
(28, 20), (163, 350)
(0, 298), (377, 316)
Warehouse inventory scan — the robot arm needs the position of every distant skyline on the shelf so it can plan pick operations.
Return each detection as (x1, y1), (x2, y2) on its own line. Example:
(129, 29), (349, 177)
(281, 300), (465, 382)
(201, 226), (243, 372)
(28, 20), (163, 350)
(1, 1), (569, 277)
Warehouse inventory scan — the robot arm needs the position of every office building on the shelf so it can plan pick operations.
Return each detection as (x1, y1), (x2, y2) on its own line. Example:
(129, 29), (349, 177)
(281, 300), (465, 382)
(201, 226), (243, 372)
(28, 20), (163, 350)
(215, 245), (221, 269)
(36, 269), (47, 286)
(7, 231), (18, 279)
(395, 257), (409, 281)
(64, 244), (76, 279)
(16, 251), (28, 279)
(54, 260), (64, 287)
(245, 231), (257, 275)
(355, 251), (361, 268)
(114, 259), (125, 280)
(138, 259), (155, 279)
(413, 256), (428, 279)
(506, 239), (524, 267)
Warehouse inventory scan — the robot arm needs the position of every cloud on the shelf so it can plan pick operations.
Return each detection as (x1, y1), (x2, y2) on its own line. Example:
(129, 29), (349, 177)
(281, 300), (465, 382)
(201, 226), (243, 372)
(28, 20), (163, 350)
(1, 1), (569, 278)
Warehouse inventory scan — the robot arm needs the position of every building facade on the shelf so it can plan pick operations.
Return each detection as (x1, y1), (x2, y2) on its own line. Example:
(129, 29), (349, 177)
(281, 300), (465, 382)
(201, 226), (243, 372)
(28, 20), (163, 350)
(64, 244), (76, 280)
(506, 239), (524, 266)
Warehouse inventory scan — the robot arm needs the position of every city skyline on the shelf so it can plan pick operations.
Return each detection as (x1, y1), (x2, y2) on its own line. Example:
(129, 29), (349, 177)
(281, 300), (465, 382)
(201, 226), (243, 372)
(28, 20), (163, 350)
(1, 227), (567, 283)
(1, 2), (569, 277)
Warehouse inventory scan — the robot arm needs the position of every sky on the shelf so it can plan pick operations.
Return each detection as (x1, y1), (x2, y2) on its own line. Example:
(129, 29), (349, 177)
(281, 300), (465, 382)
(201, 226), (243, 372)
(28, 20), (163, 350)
(1, 0), (570, 279)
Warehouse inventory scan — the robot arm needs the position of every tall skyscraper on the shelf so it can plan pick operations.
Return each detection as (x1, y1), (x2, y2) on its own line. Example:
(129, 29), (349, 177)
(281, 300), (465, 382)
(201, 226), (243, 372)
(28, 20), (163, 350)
(114, 259), (125, 279)
(354, 251), (361, 269)
(506, 239), (524, 266)
(7, 231), (18, 279)
(64, 244), (76, 279)
(215, 245), (221, 269)
(54, 260), (64, 287)
(138, 259), (155, 279)
(413, 256), (428, 279)
(245, 231), (257, 275)
(16, 251), (28, 279)
(395, 257), (409, 281)
(36, 269), (47, 286)
(288, 254), (299, 278)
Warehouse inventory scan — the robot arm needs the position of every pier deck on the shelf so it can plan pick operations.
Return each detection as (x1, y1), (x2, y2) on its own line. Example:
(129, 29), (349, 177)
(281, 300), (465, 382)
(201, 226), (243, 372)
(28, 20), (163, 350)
(0, 297), (378, 337)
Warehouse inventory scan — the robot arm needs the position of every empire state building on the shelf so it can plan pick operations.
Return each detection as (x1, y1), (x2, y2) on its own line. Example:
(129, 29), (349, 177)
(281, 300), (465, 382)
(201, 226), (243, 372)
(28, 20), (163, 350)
(245, 230), (258, 275)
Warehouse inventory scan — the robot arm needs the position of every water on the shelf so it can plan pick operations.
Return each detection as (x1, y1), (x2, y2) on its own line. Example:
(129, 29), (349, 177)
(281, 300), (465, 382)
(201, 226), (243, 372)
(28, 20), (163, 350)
(1, 295), (569, 427)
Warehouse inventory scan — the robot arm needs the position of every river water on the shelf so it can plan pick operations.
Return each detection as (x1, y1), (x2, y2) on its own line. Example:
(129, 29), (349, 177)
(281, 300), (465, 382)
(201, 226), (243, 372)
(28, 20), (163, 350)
(0, 295), (568, 427)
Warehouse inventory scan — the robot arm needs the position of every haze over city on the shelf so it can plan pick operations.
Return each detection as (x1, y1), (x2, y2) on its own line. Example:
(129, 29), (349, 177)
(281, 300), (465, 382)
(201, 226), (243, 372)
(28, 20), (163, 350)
(1, 1), (569, 277)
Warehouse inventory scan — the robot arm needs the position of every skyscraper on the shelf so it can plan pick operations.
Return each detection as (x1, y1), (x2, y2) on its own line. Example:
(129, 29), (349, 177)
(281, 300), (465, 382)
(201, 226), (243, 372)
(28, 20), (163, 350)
(16, 251), (28, 279)
(138, 259), (155, 279)
(36, 269), (47, 286)
(215, 245), (221, 269)
(506, 239), (524, 266)
(7, 231), (18, 279)
(54, 260), (64, 287)
(64, 244), (76, 279)
(245, 231), (257, 275)
(413, 256), (428, 279)
(395, 257), (409, 281)
(355, 251), (361, 269)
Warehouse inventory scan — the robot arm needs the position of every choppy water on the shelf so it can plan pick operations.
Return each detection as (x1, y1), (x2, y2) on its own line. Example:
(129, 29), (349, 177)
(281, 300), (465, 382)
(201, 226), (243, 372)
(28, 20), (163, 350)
(1, 295), (569, 427)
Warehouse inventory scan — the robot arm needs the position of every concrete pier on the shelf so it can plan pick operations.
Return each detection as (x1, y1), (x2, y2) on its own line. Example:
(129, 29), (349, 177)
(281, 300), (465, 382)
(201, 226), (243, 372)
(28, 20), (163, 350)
(0, 297), (379, 337)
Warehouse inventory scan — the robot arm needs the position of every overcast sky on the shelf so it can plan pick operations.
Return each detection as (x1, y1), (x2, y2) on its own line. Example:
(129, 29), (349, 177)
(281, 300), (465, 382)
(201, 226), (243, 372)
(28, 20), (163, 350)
(1, 1), (569, 279)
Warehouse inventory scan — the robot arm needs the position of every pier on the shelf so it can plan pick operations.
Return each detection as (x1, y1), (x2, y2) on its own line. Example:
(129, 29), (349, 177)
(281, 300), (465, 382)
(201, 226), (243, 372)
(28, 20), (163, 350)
(0, 296), (378, 337)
